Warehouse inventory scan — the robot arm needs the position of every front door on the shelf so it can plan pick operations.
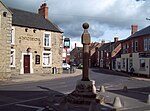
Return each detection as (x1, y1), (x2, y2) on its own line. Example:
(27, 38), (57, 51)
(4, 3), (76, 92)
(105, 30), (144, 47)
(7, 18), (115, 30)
(24, 55), (30, 73)
(126, 58), (128, 72)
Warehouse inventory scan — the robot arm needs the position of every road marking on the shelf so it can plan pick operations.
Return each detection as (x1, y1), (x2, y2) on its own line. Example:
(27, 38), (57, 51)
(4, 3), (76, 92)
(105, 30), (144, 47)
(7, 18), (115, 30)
(0, 96), (47, 107)
(16, 104), (45, 111)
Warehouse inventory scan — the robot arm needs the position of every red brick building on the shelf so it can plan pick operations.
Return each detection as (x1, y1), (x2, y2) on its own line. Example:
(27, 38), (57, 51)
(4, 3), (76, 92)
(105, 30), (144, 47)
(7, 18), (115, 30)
(98, 38), (122, 70)
(121, 25), (150, 77)
(89, 42), (101, 67)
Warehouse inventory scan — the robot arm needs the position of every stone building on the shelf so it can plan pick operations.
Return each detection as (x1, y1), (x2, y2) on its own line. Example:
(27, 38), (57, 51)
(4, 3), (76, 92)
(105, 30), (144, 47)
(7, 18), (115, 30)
(0, 1), (63, 77)
(0, 1), (12, 79)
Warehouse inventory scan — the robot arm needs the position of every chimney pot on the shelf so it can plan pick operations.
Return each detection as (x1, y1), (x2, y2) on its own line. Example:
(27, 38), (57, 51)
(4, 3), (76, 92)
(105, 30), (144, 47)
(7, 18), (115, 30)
(114, 37), (118, 42)
(75, 43), (76, 48)
(101, 40), (105, 44)
(38, 3), (48, 19)
(131, 25), (138, 35)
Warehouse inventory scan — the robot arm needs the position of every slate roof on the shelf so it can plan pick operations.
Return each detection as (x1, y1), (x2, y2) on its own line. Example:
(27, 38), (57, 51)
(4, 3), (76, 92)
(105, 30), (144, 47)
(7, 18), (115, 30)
(127, 25), (150, 40)
(98, 40), (124, 52)
(9, 8), (62, 33)
(98, 43), (111, 52)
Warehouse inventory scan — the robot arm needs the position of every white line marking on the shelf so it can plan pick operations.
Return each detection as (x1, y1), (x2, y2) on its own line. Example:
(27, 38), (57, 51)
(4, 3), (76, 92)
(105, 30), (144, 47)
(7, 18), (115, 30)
(0, 96), (47, 107)
(16, 104), (45, 111)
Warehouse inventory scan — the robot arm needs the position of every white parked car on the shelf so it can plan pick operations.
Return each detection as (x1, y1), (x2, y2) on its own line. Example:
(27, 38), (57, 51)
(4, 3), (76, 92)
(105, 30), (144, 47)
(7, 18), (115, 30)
(62, 63), (70, 70)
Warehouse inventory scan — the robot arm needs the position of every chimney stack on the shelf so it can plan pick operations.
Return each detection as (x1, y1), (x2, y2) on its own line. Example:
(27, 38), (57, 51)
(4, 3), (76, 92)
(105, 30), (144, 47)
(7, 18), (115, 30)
(38, 3), (48, 19)
(75, 43), (76, 48)
(131, 25), (138, 35)
(101, 40), (105, 45)
(114, 37), (118, 42)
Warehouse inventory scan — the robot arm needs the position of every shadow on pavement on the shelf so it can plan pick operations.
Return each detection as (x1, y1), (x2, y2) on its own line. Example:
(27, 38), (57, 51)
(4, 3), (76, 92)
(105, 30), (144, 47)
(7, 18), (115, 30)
(0, 86), (117, 111)
(0, 87), (66, 111)
(92, 68), (130, 77)
(107, 86), (150, 103)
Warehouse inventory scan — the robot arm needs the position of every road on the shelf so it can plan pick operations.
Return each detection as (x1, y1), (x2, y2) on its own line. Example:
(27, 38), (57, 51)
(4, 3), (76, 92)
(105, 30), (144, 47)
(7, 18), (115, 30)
(0, 68), (149, 111)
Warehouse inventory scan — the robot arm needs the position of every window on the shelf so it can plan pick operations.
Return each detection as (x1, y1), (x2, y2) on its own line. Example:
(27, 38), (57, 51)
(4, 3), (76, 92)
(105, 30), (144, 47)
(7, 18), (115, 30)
(42, 51), (52, 67)
(144, 38), (150, 51)
(135, 40), (138, 52)
(131, 40), (134, 52)
(3, 12), (7, 17)
(122, 58), (125, 68)
(123, 43), (128, 53)
(140, 59), (145, 69)
(11, 27), (15, 44)
(43, 32), (51, 47)
(35, 55), (40, 64)
(129, 59), (133, 68)
(10, 49), (15, 67)
(117, 62), (121, 69)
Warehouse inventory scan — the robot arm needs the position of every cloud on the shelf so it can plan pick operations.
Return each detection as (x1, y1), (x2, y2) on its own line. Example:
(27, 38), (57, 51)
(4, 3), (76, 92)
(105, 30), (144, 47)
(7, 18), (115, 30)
(1, 0), (150, 43)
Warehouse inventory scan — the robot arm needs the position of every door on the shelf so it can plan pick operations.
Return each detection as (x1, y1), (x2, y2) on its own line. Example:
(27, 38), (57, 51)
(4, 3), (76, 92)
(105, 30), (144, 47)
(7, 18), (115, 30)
(24, 55), (30, 73)
(126, 58), (128, 72)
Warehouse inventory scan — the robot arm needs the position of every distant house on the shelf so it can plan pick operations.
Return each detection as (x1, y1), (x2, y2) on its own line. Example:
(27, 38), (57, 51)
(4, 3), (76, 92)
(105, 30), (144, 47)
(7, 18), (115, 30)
(98, 38), (122, 70)
(0, 1), (63, 78)
(70, 46), (83, 65)
(89, 42), (101, 67)
(121, 25), (150, 77)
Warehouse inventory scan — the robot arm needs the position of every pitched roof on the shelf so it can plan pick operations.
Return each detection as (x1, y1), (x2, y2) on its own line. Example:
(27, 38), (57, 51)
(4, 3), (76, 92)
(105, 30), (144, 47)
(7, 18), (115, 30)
(9, 8), (63, 33)
(0, 1), (12, 14)
(98, 43), (110, 52)
(98, 40), (123, 52)
(89, 42), (101, 50)
(127, 25), (150, 40)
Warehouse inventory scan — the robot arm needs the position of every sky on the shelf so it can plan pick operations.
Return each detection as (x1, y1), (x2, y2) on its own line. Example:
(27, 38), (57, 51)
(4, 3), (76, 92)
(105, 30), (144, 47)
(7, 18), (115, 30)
(1, 0), (150, 48)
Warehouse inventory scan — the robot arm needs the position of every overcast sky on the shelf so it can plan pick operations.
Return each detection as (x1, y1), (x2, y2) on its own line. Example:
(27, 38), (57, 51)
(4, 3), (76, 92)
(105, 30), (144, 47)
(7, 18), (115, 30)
(1, 0), (150, 48)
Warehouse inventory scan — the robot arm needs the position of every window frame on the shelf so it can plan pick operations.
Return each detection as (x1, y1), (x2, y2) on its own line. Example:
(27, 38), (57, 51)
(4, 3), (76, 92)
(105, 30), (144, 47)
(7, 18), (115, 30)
(144, 39), (148, 51)
(134, 40), (138, 52)
(10, 49), (15, 67)
(11, 26), (15, 45)
(144, 38), (150, 51)
(122, 58), (125, 68)
(139, 59), (146, 69)
(43, 32), (51, 48)
(42, 51), (52, 67)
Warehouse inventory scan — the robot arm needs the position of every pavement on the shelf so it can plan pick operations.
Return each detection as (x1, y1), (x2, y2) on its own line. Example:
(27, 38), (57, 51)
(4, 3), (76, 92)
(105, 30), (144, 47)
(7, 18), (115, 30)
(0, 68), (150, 111)
(0, 69), (82, 86)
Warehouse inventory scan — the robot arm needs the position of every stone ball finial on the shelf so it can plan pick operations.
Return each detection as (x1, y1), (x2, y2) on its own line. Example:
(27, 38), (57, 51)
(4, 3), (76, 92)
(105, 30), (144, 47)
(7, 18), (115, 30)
(83, 22), (89, 29)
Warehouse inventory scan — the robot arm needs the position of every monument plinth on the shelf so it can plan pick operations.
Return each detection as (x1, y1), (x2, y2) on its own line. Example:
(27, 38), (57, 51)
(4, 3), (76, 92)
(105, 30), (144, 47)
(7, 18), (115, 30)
(66, 23), (97, 105)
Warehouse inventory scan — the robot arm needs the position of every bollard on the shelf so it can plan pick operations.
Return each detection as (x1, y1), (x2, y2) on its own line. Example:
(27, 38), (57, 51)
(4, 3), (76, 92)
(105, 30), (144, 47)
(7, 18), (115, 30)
(123, 85), (128, 92)
(113, 97), (122, 108)
(147, 94), (150, 104)
(100, 85), (105, 93)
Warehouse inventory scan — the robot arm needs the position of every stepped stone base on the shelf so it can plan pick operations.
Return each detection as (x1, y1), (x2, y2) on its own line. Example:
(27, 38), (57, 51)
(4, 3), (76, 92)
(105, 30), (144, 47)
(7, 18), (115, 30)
(66, 80), (97, 105)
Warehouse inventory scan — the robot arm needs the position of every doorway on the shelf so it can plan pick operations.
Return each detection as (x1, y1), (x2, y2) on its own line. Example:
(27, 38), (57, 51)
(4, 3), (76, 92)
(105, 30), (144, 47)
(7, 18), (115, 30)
(24, 55), (30, 73)
(126, 58), (128, 72)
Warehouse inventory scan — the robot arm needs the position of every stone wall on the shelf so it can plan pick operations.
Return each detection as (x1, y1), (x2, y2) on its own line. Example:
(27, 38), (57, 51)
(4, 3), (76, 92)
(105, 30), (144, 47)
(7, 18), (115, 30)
(0, 2), (12, 79)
